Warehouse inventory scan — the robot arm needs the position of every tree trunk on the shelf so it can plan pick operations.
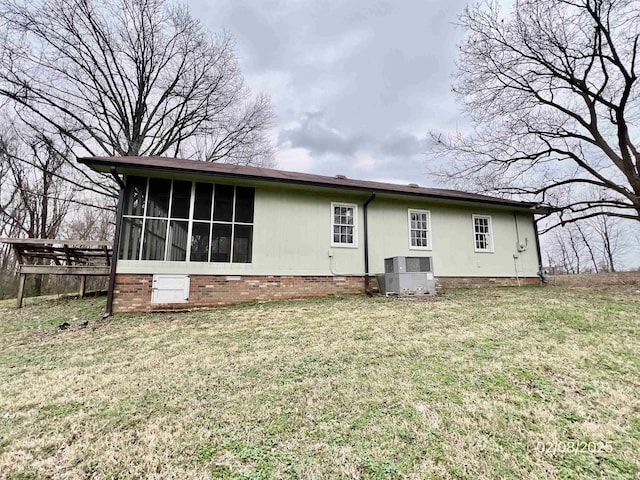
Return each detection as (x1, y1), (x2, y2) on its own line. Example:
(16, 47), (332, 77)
(576, 224), (598, 273)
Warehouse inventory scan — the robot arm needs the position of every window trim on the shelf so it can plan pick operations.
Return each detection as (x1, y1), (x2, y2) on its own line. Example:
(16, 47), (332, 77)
(330, 202), (358, 248)
(184, 182), (196, 261)
(407, 209), (432, 251)
(137, 178), (151, 261)
(472, 214), (494, 253)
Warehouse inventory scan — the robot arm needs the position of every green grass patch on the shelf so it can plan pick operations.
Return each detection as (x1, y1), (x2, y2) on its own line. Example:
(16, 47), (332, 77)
(0, 287), (639, 478)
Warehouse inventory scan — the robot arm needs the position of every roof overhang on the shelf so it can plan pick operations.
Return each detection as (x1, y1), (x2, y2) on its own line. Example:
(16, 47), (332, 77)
(79, 156), (547, 212)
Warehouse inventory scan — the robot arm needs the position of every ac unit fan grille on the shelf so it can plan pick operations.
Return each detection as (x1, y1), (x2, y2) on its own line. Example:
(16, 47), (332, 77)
(406, 256), (431, 273)
(384, 258), (394, 273)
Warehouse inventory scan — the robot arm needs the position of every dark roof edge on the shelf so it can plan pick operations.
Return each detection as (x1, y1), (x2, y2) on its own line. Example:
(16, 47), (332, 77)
(79, 156), (542, 211)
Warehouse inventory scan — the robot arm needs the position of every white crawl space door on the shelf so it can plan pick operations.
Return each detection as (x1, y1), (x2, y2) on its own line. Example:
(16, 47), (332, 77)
(151, 274), (190, 304)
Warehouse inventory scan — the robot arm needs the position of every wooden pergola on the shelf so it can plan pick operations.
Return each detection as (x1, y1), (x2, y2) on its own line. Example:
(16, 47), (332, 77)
(0, 238), (113, 308)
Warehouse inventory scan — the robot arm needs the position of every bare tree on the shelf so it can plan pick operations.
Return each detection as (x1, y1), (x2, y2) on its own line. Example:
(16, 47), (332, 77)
(567, 227), (582, 274)
(0, 0), (274, 198)
(575, 222), (599, 272)
(0, 133), (74, 240)
(553, 230), (575, 274)
(0, 153), (22, 292)
(432, 0), (640, 231)
(61, 207), (114, 243)
(589, 213), (626, 271)
(547, 227), (581, 274)
(0, 130), (76, 294)
(543, 214), (634, 273)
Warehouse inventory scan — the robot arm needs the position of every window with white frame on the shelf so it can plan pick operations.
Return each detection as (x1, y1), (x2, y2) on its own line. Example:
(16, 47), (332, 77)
(472, 214), (493, 252)
(119, 176), (254, 263)
(408, 209), (431, 249)
(331, 203), (357, 247)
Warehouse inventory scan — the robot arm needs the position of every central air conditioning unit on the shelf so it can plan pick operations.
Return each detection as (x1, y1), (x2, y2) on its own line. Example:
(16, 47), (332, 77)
(377, 256), (436, 296)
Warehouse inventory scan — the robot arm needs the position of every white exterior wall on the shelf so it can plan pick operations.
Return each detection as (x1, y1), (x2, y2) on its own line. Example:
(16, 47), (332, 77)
(117, 182), (540, 278)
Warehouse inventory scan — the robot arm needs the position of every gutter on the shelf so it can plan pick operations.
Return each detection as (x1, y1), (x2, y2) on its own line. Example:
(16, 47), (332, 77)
(104, 167), (125, 318)
(363, 192), (376, 295)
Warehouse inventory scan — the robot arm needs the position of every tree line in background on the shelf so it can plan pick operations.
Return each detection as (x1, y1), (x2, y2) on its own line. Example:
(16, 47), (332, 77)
(0, 0), (274, 297)
(543, 214), (638, 274)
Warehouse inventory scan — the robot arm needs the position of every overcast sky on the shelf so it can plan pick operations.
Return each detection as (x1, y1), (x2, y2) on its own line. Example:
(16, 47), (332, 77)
(186, 0), (640, 267)
(189, 0), (470, 187)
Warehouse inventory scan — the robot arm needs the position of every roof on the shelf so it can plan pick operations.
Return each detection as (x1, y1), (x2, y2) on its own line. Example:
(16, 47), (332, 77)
(78, 156), (541, 210)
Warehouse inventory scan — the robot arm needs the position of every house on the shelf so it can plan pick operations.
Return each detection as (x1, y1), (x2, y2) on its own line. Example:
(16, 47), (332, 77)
(79, 156), (544, 314)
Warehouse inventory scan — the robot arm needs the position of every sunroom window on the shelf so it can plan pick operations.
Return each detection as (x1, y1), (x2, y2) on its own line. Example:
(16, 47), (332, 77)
(119, 176), (254, 263)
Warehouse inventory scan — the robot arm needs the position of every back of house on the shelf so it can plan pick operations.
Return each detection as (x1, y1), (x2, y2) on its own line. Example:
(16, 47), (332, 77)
(80, 156), (543, 313)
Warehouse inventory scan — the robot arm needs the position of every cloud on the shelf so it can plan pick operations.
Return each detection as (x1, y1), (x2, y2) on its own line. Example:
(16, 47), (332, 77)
(190, 0), (471, 186)
(275, 147), (316, 172)
(344, 2), (394, 26)
(278, 112), (370, 156)
(353, 153), (377, 172)
(226, 2), (284, 69)
(379, 50), (442, 105)
(380, 133), (434, 158)
(301, 29), (373, 66)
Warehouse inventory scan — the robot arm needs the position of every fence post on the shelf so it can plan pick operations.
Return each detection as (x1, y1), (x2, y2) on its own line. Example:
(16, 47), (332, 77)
(79, 275), (87, 298)
(16, 273), (26, 308)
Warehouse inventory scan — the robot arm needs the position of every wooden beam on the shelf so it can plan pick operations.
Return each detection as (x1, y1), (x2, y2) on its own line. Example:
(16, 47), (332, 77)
(16, 274), (26, 309)
(0, 238), (112, 247)
(103, 245), (111, 266)
(63, 245), (72, 265)
(3, 239), (113, 271)
(4, 238), (113, 307)
(12, 244), (25, 265)
(79, 275), (87, 298)
(16, 265), (110, 275)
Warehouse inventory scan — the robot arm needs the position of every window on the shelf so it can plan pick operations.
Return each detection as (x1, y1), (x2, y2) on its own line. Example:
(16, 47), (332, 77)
(119, 176), (254, 263)
(331, 203), (357, 247)
(473, 214), (493, 252)
(408, 209), (431, 250)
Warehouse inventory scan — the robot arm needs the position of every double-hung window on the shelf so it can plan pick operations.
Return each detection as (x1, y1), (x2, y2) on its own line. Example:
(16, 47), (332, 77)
(119, 176), (254, 263)
(331, 203), (357, 247)
(408, 209), (431, 250)
(472, 214), (493, 252)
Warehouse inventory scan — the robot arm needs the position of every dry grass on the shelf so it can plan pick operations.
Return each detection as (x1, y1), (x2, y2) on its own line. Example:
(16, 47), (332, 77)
(1, 286), (639, 479)
(550, 272), (640, 292)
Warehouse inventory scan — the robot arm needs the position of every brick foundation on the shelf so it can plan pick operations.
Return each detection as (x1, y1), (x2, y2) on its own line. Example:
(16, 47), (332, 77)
(112, 273), (541, 313)
(112, 274), (369, 313)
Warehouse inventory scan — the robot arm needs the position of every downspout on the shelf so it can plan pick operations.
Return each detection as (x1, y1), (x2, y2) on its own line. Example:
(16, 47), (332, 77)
(513, 212), (522, 286)
(363, 192), (376, 295)
(533, 216), (545, 282)
(104, 167), (125, 318)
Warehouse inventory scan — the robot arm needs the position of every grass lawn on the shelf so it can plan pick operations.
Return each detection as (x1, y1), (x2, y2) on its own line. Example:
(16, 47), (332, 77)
(0, 286), (639, 479)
